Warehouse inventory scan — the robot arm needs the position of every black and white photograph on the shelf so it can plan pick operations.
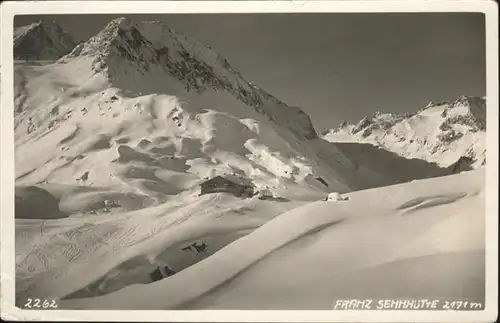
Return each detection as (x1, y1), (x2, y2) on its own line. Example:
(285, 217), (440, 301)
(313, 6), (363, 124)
(1, 1), (498, 321)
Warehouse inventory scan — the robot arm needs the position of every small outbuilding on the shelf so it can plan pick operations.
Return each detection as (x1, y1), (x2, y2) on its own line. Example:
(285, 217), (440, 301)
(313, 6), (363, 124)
(324, 192), (349, 202)
(200, 175), (254, 197)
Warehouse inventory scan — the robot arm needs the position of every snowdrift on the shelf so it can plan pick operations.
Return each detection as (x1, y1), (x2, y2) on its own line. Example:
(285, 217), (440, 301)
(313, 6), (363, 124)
(58, 169), (485, 309)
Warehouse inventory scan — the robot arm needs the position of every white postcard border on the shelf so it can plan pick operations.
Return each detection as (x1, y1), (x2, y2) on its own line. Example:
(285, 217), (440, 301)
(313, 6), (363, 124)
(1, 1), (498, 322)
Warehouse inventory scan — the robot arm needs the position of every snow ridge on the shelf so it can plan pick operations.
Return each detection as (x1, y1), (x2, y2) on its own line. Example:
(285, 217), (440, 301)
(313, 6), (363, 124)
(323, 96), (487, 168)
(14, 20), (77, 60)
(62, 17), (317, 139)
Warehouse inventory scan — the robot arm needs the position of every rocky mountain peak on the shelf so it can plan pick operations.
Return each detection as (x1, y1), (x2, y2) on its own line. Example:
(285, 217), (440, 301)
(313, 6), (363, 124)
(60, 17), (318, 139)
(14, 20), (76, 60)
(440, 96), (486, 131)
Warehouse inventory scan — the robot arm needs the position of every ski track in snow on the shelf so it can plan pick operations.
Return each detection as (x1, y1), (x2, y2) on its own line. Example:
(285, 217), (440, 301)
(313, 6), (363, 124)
(54, 169), (485, 310)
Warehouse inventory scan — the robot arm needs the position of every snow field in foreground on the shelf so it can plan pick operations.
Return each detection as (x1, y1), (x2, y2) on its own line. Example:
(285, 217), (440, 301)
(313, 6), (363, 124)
(58, 169), (485, 309)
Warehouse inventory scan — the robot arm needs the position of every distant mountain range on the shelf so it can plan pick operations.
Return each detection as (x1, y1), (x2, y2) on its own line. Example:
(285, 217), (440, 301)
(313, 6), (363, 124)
(322, 96), (486, 169)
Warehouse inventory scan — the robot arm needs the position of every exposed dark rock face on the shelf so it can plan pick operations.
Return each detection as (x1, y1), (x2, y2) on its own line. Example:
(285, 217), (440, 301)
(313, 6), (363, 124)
(14, 21), (76, 60)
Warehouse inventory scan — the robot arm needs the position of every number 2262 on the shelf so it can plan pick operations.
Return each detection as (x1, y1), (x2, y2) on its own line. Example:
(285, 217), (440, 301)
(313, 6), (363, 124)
(23, 298), (58, 309)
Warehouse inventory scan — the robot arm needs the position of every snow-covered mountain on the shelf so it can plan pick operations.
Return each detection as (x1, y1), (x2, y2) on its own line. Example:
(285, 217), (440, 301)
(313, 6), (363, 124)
(14, 16), (358, 208)
(13, 17), (484, 308)
(15, 17), (458, 201)
(14, 20), (77, 60)
(322, 95), (486, 168)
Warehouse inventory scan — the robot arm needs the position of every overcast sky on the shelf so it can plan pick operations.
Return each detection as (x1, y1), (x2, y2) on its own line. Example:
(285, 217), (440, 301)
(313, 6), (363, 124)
(15, 13), (485, 131)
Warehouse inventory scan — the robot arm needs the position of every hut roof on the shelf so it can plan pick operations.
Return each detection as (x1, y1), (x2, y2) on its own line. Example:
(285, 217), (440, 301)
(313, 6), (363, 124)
(201, 175), (253, 187)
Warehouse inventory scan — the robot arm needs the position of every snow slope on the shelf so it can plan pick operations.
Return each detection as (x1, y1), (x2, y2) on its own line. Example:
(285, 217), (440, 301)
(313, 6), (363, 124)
(16, 190), (305, 304)
(13, 60), (352, 199)
(323, 96), (486, 168)
(14, 21), (77, 61)
(58, 168), (485, 309)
